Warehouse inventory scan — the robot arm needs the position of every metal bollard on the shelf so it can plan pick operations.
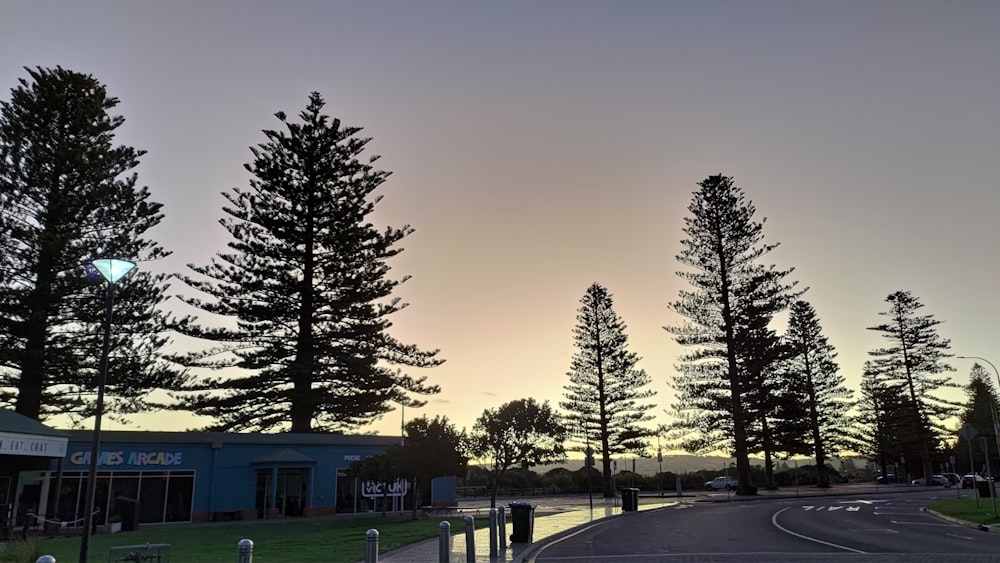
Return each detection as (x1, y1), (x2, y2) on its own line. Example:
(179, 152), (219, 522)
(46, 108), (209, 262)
(237, 538), (253, 563)
(498, 506), (506, 550)
(464, 515), (475, 563)
(36, 557), (56, 563)
(439, 520), (451, 563)
(489, 507), (498, 557)
(366, 528), (379, 563)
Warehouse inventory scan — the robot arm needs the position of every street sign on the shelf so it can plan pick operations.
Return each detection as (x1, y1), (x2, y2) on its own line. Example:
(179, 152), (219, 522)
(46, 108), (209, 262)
(960, 423), (979, 441)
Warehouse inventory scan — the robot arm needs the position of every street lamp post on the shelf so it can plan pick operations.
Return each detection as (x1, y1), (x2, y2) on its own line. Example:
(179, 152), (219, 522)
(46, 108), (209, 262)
(582, 418), (593, 511)
(79, 258), (135, 563)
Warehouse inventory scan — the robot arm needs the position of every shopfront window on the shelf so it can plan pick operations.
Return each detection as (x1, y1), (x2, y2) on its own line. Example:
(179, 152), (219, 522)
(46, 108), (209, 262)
(46, 470), (195, 526)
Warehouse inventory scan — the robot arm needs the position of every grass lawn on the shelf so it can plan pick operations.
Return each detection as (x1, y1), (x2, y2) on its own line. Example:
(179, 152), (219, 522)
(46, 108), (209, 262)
(0, 515), (486, 563)
(929, 496), (1000, 527)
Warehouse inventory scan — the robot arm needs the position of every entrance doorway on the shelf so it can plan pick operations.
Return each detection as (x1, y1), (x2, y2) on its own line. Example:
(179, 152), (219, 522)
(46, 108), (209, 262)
(255, 469), (307, 517)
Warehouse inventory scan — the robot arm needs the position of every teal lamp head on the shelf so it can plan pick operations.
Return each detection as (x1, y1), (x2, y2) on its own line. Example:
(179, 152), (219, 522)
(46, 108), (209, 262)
(89, 258), (136, 283)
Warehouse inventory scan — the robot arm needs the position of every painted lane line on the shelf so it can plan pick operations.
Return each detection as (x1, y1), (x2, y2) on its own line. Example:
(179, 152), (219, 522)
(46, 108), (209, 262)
(946, 533), (976, 540)
(527, 520), (618, 563)
(772, 507), (867, 554)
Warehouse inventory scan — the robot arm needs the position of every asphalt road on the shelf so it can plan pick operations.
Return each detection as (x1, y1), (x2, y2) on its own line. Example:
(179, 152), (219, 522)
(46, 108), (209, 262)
(528, 490), (1000, 562)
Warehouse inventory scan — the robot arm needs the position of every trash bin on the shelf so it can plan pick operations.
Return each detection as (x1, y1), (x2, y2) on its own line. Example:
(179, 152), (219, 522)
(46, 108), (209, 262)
(508, 502), (535, 543)
(978, 481), (993, 498)
(621, 488), (639, 512)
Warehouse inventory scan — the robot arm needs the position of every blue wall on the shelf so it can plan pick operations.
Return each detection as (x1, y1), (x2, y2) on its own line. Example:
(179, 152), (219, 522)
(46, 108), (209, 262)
(62, 431), (397, 515)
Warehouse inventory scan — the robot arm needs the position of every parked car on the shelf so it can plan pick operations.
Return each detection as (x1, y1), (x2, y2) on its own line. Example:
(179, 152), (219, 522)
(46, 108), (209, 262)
(704, 476), (738, 491)
(875, 474), (897, 484)
(941, 472), (961, 486)
(961, 474), (988, 488)
(911, 474), (948, 486)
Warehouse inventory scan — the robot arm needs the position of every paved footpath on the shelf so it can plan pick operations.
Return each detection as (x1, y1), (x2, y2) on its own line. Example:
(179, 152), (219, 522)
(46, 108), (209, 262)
(365, 483), (947, 563)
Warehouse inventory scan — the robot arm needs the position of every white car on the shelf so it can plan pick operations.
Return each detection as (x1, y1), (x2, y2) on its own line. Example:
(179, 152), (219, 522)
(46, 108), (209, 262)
(704, 476), (738, 491)
(911, 474), (949, 486)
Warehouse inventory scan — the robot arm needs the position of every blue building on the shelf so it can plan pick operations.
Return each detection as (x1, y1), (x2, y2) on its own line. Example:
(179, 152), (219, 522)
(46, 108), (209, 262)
(10, 428), (399, 532)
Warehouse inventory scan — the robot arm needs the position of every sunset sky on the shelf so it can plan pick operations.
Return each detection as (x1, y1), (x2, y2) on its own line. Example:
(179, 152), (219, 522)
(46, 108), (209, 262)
(3, 1), (999, 451)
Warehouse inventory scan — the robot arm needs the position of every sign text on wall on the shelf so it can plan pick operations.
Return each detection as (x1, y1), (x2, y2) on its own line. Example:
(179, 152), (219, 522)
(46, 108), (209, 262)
(69, 450), (184, 467)
(0, 432), (67, 458)
(361, 478), (410, 498)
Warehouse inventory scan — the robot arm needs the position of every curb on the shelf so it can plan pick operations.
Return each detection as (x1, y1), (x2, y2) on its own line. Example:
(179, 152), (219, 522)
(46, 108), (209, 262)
(924, 506), (998, 532)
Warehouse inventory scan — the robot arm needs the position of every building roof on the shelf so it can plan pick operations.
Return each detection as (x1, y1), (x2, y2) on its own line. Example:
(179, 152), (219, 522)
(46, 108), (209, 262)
(0, 408), (69, 437)
(252, 448), (316, 464)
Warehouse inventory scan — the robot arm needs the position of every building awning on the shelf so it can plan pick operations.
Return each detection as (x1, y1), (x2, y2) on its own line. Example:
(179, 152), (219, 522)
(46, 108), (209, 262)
(251, 448), (316, 466)
(0, 408), (69, 458)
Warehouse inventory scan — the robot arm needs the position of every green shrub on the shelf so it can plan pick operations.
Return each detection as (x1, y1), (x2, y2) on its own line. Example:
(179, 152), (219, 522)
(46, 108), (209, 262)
(0, 537), (44, 563)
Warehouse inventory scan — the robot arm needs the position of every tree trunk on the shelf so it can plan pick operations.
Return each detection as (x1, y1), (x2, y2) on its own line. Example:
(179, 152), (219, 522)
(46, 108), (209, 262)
(761, 417), (776, 490)
(489, 468), (500, 508)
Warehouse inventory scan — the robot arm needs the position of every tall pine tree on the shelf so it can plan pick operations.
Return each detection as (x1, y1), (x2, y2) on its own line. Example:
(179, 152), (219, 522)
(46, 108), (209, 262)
(560, 282), (655, 497)
(781, 300), (853, 487)
(955, 364), (1000, 475)
(666, 174), (801, 495)
(855, 362), (916, 479)
(867, 290), (957, 484)
(171, 93), (441, 432)
(0, 66), (182, 422)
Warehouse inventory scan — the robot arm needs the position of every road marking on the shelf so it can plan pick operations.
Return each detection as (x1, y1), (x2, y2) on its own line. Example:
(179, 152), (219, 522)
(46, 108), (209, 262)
(826, 506), (843, 511)
(527, 520), (618, 563)
(839, 499), (889, 505)
(846, 507), (860, 512)
(772, 507), (867, 554)
(889, 520), (959, 526)
(848, 528), (898, 535)
(946, 532), (976, 540)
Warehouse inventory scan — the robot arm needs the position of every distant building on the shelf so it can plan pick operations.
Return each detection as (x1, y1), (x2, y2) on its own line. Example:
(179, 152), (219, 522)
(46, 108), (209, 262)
(1, 414), (401, 535)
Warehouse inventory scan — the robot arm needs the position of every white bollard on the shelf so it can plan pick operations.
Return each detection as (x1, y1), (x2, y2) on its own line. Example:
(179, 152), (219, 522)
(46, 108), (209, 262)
(464, 515), (475, 563)
(366, 529), (379, 563)
(36, 557), (56, 563)
(498, 506), (507, 550)
(439, 520), (451, 563)
(237, 538), (253, 563)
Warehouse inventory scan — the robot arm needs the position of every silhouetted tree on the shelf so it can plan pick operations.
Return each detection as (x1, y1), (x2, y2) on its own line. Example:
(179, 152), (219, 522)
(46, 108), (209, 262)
(781, 301), (853, 487)
(468, 398), (567, 507)
(855, 362), (915, 478)
(0, 66), (183, 421)
(867, 291), (958, 484)
(666, 174), (801, 495)
(170, 93), (441, 432)
(743, 343), (807, 490)
(954, 364), (1000, 475)
(348, 446), (403, 516)
(560, 283), (656, 497)
(397, 415), (468, 519)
